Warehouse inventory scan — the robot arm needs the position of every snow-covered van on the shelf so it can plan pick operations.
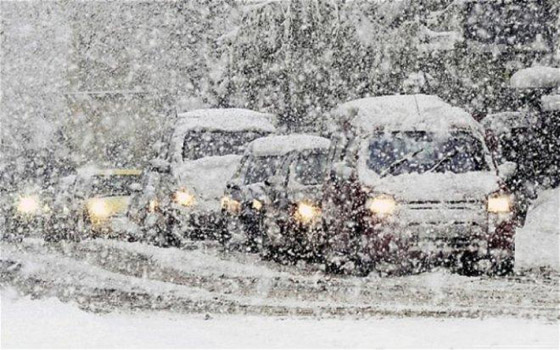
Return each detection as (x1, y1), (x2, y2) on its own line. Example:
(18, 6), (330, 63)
(321, 95), (516, 276)
(132, 108), (277, 243)
(220, 134), (330, 256)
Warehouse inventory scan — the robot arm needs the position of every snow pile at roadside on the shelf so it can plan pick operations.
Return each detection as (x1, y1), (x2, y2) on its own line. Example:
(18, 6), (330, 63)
(515, 188), (560, 272)
(2, 288), (557, 349)
(510, 66), (560, 89)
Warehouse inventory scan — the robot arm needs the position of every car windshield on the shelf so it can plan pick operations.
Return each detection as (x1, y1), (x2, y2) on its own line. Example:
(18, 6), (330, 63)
(294, 151), (328, 186)
(366, 131), (489, 176)
(244, 155), (283, 185)
(89, 175), (141, 197)
(183, 130), (268, 161)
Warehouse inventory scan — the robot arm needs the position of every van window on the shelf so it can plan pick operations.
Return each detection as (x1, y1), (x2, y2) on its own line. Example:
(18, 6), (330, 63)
(244, 155), (283, 185)
(90, 175), (141, 197)
(294, 151), (328, 185)
(367, 132), (489, 176)
(183, 130), (267, 161)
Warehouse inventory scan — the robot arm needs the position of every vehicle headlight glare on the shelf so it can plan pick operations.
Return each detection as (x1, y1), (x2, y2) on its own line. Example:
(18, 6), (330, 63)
(252, 199), (263, 211)
(221, 196), (241, 214)
(487, 194), (512, 213)
(367, 195), (396, 215)
(295, 202), (320, 224)
(175, 190), (195, 207)
(88, 199), (110, 218)
(148, 199), (158, 212)
(17, 195), (40, 214)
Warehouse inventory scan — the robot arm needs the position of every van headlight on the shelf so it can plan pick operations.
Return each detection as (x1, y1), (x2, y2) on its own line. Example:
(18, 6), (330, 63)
(148, 199), (159, 212)
(16, 195), (40, 215)
(294, 201), (321, 224)
(487, 193), (512, 213)
(88, 199), (110, 218)
(252, 199), (263, 211)
(221, 196), (241, 214)
(366, 195), (396, 215)
(174, 189), (195, 207)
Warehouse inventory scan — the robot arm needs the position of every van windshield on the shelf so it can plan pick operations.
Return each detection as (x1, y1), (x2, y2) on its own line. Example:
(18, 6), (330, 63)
(90, 175), (141, 197)
(244, 155), (283, 185)
(183, 130), (268, 161)
(367, 132), (489, 176)
(294, 151), (328, 186)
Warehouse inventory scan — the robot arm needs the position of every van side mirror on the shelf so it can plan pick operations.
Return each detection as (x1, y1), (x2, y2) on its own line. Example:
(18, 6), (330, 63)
(264, 175), (284, 187)
(332, 161), (353, 180)
(150, 159), (170, 174)
(226, 180), (241, 191)
(498, 161), (517, 179)
(129, 183), (143, 192)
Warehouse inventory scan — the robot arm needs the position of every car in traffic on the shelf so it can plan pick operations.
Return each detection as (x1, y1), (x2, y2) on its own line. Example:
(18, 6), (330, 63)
(43, 167), (143, 240)
(320, 94), (516, 276)
(220, 134), (330, 255)
(128, 108), (277, 246)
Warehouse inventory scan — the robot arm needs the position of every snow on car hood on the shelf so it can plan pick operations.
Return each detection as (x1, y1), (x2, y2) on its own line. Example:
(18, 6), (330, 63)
(357, 166), (500, 202)
(172, 154), (242, 210)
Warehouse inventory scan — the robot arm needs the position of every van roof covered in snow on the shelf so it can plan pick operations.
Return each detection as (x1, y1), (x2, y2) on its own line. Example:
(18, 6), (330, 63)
(510, 66), (560, 89)
(176, 108), (277, 133)
(77, 167), (142, 178)
(334, 94), (480, 134)
(247, 134), (331, 157)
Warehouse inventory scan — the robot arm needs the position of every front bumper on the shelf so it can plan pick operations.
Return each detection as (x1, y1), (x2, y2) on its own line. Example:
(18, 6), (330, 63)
(327, 210), (515, 268)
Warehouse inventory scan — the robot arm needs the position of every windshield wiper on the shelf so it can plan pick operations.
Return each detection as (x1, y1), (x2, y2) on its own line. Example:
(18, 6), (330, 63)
(426, 149), (459, 174)
(380, 148), (424, 178)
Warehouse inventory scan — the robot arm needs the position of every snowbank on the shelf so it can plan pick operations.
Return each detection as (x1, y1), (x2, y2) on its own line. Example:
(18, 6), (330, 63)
(334, 94), (480, 135)
(247, 134), (331, 157)
(510, 66), (560, 89)
(2, 289), (557, 348)
(515, 188), (560, 272)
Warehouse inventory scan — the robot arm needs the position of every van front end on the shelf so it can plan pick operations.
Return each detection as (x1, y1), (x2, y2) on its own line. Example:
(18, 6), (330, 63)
(337, 190), (516, 275)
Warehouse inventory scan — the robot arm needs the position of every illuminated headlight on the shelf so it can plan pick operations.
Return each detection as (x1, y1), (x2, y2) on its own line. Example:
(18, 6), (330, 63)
(252, 199), (263, 211)
(366, 195), (396, 215)
(16, 195), (40, 215)
(294, 202), (321, 224)
(487, 193), (512, 213)
(88, 199), (110, 218)
(148, 199), (158, 212)
(221, 196), (241, 214)
(175, 190), (195, 207)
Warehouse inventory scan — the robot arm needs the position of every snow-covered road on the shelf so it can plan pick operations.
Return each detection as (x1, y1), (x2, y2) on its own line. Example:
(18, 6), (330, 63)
(2, 288), (558, 348)
(1, 238), (558, 320)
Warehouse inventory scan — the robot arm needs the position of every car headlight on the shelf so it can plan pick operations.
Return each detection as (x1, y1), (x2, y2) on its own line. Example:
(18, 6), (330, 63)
(366, 195), (396, 215)
(221, 196), (241, 214)
(88, 199), (110, 218)
(16, 195), (40, 215)
(252, 199), (263, 211)
(175, 189), (195, 207)
(148, 199), (159, 212)
(487, 193), (512, 213)
(294, 201), (321, 224)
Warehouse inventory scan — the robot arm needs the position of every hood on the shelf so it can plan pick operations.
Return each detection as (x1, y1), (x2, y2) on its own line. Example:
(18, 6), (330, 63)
(172, 155), (243, 209)
(358, 168), (500, 202)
